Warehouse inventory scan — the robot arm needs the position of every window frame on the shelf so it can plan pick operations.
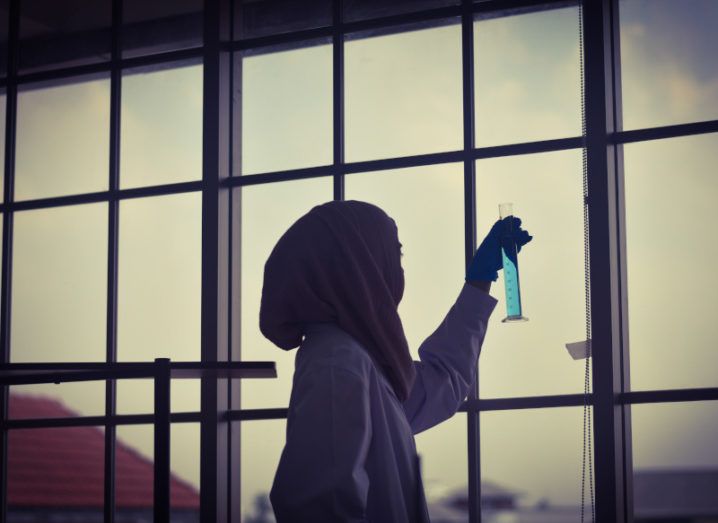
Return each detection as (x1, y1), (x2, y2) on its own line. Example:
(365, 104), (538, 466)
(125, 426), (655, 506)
(1, 1), (718, 522)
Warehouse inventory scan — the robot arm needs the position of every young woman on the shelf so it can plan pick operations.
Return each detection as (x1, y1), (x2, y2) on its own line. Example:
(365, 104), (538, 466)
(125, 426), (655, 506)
(260, 200), (531, 522)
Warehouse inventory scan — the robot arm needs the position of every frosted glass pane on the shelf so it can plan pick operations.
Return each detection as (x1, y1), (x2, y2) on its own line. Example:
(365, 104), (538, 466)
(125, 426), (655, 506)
(241, 420), (285, 522)
(116, 379), (200, 414)
(19, 0), (110, 72)
(9, 383), (105, 419)
(236, 0), (331, 39)
(476, 150), (588, 398)
(474, 6), (581, 146)
(345, 22), (462, 162)
(632, 401), (718, 520)
(118, 193), (201, 362)
(7, 427), (105, 520)
(116, 424), (200, 519)
(12, 203), (107, 362)
(16, 77), (110, 200)
(123, 0), (202, 58)
(240, 178), (332, 409)
(0, 6), (7, 77)
(347, 165), (469, 515)
(345, 164), (465, 354)
(239, 42), (332, 175)
(0, 92), (5, 200)
(418, 414), (468, 522)
(121, 63), (202, 188)
(620, 0), (718, 129)
(624, 134), (718, 390)
(479, 408), (586, 521)
(345, 0), (458, 23)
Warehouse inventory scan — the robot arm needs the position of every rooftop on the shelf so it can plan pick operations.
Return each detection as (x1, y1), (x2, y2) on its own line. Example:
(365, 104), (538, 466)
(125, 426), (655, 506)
(7, 393), (199, 510)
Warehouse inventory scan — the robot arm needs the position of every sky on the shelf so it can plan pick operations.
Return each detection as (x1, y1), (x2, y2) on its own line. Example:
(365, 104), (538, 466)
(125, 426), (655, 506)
(5, 0), (718, 519)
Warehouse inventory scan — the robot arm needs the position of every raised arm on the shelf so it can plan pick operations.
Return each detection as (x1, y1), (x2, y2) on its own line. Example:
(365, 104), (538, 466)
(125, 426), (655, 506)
(400, 216), (534, 434)
(401, 282), (497, 434)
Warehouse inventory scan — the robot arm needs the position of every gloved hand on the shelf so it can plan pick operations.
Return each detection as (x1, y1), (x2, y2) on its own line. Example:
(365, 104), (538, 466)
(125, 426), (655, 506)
(466, 216), (533, 282)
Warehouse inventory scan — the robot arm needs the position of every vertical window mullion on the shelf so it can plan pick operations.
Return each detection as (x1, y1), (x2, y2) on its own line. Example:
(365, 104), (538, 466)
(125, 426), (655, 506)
(609, 0), (633, 519)
(0, 0), (19, 520)
(583, 0), (631, 521)
(461, 1), (479, 522)
(200, 0), (232, 521)
(104, 0), (123, 522)
(333, 0), (344, 201)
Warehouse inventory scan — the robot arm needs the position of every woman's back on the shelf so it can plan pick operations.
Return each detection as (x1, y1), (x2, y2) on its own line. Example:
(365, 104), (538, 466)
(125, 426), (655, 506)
(271, 321), (428, 523)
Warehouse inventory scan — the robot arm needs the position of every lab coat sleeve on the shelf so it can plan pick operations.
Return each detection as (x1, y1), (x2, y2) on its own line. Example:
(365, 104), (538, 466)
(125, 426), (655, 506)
(402, 282), (497, 434)
(270, 363), (372, 522)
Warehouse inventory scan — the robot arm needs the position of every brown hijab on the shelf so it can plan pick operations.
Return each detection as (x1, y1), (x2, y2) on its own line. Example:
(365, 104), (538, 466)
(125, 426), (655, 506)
(259, 200), (416, 402)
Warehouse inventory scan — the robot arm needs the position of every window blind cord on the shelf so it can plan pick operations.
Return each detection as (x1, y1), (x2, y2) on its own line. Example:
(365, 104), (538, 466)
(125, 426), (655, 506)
(578, 3), (596, 522)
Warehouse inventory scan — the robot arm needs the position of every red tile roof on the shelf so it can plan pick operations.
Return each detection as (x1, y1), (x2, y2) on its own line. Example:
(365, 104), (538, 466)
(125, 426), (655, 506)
(7, 393), (200, 510)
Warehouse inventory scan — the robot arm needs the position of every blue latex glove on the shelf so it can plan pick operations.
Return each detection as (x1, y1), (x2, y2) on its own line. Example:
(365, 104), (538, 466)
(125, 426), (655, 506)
(466, 216), (533, 282)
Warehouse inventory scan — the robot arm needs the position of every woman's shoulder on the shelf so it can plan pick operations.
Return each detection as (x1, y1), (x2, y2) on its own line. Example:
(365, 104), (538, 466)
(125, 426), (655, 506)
(297, 322), (377, 379)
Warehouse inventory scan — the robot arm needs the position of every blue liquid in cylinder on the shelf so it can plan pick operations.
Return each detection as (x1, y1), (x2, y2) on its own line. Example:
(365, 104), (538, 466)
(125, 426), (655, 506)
(501, 241), (524, 320)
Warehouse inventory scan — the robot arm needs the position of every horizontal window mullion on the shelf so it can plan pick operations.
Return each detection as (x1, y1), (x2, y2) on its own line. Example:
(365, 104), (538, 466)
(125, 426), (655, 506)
(621, 387), (718, 405)
(614, 119), (718, 145)
(8, 387), (714, 431)
(464, 393), (589, 412)
(1, 411), (202, 430)
(0, 181), (203, 212)
(0, 47), (204, 89)
(226, 408), (288, 421)
(228, 138), (585, 187)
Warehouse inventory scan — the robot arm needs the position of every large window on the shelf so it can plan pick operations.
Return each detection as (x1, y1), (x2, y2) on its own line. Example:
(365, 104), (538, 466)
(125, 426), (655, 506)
(1, 1), (717, 522)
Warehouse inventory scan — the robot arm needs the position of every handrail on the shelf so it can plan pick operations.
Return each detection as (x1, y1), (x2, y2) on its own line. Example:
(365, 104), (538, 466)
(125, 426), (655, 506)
(0, 358), (276, 523)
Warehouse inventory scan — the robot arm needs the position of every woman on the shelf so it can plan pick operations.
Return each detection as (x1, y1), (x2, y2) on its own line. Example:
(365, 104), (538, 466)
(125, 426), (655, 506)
(260, 200), (531, 522)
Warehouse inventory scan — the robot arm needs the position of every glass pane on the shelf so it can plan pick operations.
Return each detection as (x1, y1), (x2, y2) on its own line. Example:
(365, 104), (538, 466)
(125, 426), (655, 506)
(238, 41), (332, 175)
(632, 401), (718, 521)
(418, 414), (468, 522)
(19, 0), (111, 73)
(236, 0), (331, 39)
(0, 0), (7, 76)
(7, 427), (104, 519)
(624, 134), (718, 390)
(16, 76), (110, 201)
(345, 164), (465, 354)
(241, 420), (285, 522)
(474, 6), (581, 147)
(116, 424), (200, 520)
(620, 0), (718, 130)
(239, 178), (332, 409)
(345, 21), (462, 162)
(345, 0), (458, 23)
(478, 408), (586, 521)
(123, 0), (202, 58)
(0, 215), (2, 342)
(9, 383), (105, 419)
(345, 166), (470, 515)
(121, 62), (202, 188)
(475, 150), (588, 398)
(12, 204), (107, 362)
(0, 91), (5, 200)
(116, 379), (200, 414)
(118, 193), (201, 364)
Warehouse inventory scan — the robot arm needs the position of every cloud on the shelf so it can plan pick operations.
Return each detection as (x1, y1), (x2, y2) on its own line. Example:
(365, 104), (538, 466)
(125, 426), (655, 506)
(620, 21), (718, 128)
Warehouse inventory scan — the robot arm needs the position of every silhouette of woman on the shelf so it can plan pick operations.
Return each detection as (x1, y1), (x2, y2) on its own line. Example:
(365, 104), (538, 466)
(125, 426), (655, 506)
(260, 200), (531, 522)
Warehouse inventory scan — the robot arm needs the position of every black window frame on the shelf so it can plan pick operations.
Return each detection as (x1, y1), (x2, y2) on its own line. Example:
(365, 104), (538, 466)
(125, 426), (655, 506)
(1, 1), (718, 522)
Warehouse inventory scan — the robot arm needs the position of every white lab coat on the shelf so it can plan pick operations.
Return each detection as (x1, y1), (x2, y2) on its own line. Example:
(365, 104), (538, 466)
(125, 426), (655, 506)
(270, 283), (497, 522)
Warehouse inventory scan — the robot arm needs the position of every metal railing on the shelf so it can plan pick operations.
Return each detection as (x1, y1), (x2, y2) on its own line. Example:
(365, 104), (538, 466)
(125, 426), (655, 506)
(0, 359), (276, 523)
